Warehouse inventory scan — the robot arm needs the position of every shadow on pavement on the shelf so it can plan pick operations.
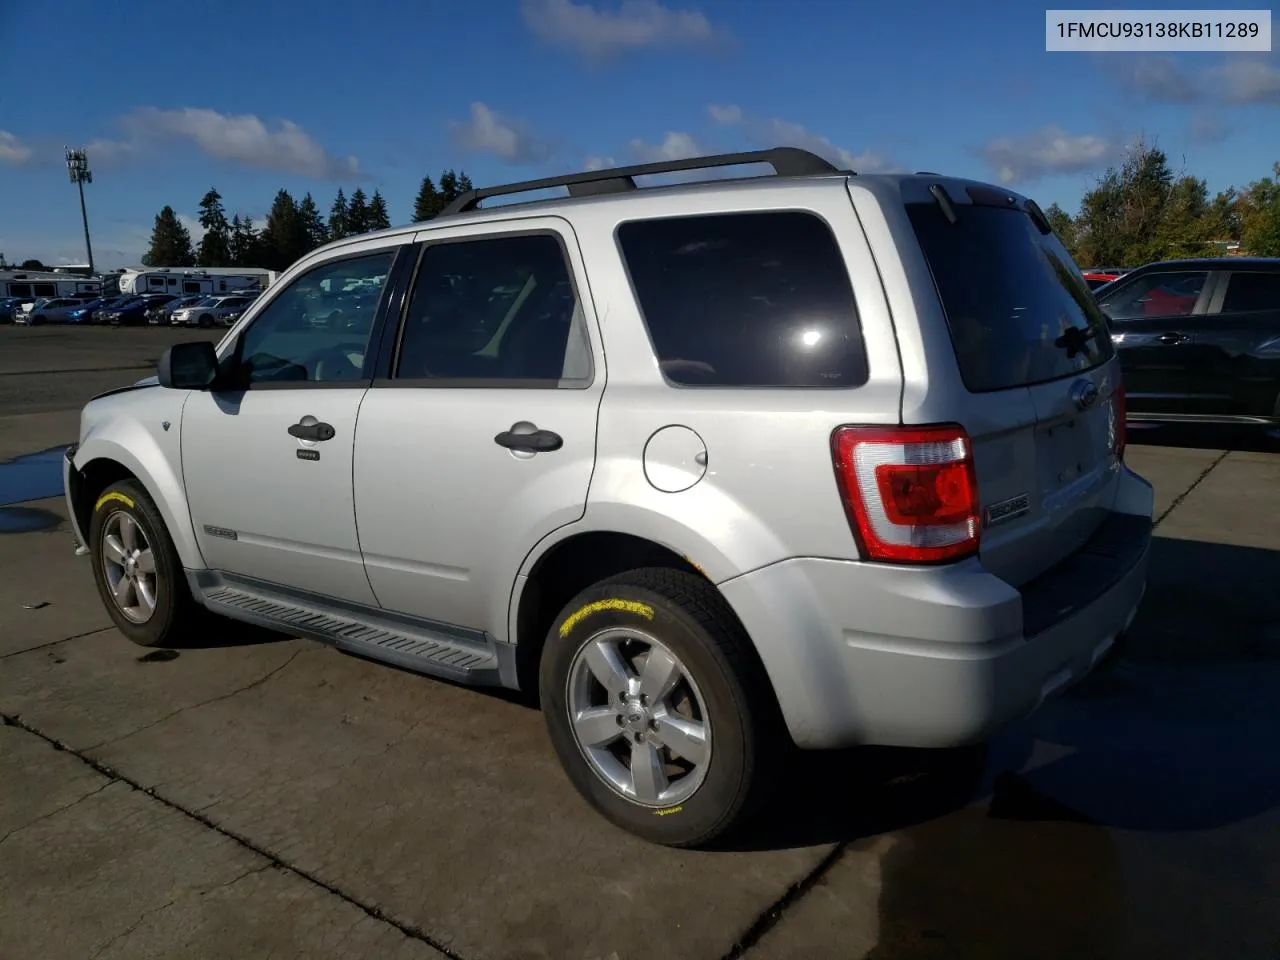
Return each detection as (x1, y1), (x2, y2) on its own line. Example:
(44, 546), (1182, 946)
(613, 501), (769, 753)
(724, 533), (1279, 850)
(1126, 421), (1280, 454)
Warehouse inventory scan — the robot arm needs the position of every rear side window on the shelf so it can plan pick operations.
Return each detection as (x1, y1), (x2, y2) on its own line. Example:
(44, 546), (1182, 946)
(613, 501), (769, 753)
(1220, 272), (1280, 314)
(617, 211), (869, 388)
(906, 201), (1115, 393)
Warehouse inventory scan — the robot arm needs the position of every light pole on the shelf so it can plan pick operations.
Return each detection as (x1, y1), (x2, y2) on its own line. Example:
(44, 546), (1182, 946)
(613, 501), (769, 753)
(65, 147), (95, 275)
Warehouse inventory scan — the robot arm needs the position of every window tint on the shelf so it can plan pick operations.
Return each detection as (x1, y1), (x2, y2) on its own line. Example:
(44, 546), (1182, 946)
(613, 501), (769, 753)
(906, 202), (1114, 392)
(617, 212), (867, 388)
(1220, 272), (1280, 314)
(234, 250), (394, 384)
(33, 283), (55, 296)
(395, 233), (590, 384)
(1098, 271), (1208, 320)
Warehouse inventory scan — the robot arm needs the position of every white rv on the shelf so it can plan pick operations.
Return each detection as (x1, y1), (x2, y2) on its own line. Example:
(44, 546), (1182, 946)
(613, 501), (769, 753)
(117, 267), (273, 297)
(0, 271), (103, 301)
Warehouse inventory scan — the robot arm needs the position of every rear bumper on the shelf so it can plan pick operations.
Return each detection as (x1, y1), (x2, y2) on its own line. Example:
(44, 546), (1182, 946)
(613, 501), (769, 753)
(722, 466), (1154, 750)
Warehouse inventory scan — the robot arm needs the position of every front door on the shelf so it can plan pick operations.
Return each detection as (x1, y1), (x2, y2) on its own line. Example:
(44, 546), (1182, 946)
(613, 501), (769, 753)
(1098, 267), (1214, 416)
(353, 219), (603, 637)
(181, 244), (402, 605)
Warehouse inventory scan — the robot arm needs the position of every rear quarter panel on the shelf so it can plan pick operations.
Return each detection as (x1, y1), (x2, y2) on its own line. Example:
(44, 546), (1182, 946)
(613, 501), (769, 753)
(542, 178), (904, 581)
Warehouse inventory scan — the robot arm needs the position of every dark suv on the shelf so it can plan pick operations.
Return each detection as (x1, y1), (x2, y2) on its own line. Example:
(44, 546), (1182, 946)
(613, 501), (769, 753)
(1096, 258), (1280, 428)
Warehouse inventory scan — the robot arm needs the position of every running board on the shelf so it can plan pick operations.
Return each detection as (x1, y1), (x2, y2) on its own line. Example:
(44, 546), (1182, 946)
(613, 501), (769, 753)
(188, 571), (510, 687)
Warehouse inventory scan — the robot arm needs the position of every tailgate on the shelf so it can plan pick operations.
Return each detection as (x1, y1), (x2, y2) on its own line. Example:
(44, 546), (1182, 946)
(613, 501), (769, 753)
(902, 182), (1122, 587)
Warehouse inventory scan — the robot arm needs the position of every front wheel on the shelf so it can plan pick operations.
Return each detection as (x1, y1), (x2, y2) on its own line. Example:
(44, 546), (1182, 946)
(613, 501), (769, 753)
(88, 479), (206, 647)
(540, 568), (782, 847)
(198, 314), (213, 328)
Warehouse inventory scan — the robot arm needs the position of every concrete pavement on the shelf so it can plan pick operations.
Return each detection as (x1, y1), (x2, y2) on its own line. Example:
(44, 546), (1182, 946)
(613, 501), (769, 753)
(1, 328), (1278, 959)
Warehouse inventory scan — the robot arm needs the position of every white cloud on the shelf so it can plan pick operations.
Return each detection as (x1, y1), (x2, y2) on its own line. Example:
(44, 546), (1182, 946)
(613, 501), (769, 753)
(706, 103), (742, 124)
(627, 131), (705, 162)
(520, 0), (724, 60)
(448, 102), (551, 165)
(1112, 54), (1280, 106)
(87, 107), (358, 178)
(707, 104), (895, 173)
(0, 131), (32, 165)
(978, 126), (1116, 184)
(583, 155), (617, 170)
(1214, 58), (1280, 105)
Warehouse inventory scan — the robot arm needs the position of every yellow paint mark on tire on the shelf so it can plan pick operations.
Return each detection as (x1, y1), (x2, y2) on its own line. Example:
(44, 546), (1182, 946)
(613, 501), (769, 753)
(559, 598), (654, 638)
(653, 805), (683, 817)
(95, 491), (135, 512)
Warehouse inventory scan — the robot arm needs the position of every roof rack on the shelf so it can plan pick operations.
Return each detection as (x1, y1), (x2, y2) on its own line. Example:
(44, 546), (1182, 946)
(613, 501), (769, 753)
(439, 147), (846, 217)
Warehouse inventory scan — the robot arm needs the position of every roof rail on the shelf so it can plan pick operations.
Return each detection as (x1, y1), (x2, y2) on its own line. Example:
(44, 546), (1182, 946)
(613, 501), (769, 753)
(439, 147), (846, 217)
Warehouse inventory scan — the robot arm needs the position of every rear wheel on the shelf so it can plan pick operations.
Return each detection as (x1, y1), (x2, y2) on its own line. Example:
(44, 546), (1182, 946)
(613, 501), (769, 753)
(88, 479), (206, 647)
(540, 568), (782, 847)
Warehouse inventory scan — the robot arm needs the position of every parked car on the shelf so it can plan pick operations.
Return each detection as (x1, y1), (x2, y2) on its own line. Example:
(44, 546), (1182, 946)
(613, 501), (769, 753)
(14, 297), (93, 325)
(1083, 271), (1124, 290)
(0, 296), (23, 323)
(148, 295), (204, 325)
(1095, 257), (1280, 428)
(106, 294), (179, 327)
(64, 148), (1153, 848)
(67, 298), (107, 324)
(91, 297), (131, 325)
(171, 294), (255, 328)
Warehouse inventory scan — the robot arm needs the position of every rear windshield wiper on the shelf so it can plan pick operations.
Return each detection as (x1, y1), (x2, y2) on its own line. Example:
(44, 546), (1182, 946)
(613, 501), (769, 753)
(928, 184), (959, 225)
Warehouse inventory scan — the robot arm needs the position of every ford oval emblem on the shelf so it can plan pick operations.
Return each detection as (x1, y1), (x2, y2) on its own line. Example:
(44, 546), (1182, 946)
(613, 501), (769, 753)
(1071, 380), (1100, 411)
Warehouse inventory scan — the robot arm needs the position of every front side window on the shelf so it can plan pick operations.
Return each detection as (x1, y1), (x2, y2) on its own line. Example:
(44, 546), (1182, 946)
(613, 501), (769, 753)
(1098, 271), (1208, 320)
(395, 233), (591, 385)
(234, 250), (395, 385)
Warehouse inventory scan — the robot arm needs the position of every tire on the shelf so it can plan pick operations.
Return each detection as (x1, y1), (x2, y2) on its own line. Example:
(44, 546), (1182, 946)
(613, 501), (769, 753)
(32, 315), (46, 325)
(88, 479), (205, 647)
(198, 314), (212, 328)
(539, 567), (783, 847)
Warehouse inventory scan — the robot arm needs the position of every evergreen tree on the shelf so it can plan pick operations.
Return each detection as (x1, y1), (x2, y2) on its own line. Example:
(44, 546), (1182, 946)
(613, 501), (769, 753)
(347, 187), (370, 235)
(413, 175), (441, 221)
(297, 192), (329, 250)
(1240, 164), (1280, 256)
(329, 188), (349, 240)
(141, 206), (195, 267)
(439, 170), (459, 203)
(368, 190), (391, 231)
(259, 189), (307, 271)
(196, 187), (232, 267)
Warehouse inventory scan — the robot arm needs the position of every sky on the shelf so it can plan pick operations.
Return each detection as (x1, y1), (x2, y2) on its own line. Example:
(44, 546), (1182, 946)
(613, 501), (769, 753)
(1, 0), (1277, 269)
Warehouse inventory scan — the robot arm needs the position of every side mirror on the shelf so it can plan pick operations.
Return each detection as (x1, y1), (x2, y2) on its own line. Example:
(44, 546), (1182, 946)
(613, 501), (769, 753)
(157, 341), (221, 390)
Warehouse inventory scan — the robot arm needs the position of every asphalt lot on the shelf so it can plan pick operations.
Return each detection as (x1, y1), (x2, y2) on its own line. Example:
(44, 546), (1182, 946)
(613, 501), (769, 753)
(2, 326), (1279, 960)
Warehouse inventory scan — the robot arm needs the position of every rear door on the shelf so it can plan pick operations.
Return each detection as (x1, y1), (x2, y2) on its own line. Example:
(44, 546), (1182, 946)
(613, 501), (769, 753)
(1197, 269), (1280, 418)
(352, 217), (603, 636)
(899, 183), (1122, 587)
(1094, 267), (1216, 415)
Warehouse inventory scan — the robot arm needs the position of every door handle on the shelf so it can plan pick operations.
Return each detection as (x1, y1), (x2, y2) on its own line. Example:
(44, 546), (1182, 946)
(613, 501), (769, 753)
(1157, 332), (1191, 345)
(288, 420), (336, 441)
(494, 424), (563, 453)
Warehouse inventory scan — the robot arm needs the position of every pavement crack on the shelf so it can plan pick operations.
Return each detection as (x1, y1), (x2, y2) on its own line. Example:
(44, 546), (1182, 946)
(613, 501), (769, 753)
(0, 777), (117, 850)
(88, 896), (177, 960)
(0, 626), (115, 661)
(1, 711), (471, 960)
(1154, 450), (1230, 528)
(719, 842), (850, 960)
(83, 649), (305, 752)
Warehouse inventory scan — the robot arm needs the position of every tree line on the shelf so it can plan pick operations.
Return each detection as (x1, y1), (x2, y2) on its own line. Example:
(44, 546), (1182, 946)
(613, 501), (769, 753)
(1045, 140), (1280, 267)
(141, 170), (475, 271)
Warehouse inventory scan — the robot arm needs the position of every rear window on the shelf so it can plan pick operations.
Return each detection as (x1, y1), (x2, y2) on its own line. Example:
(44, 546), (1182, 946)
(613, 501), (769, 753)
(617, 211), (869, 388)
(906, 201), (1114, 393)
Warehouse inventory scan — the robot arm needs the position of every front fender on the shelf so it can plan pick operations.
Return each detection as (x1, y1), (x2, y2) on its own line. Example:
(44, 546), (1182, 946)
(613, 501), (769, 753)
(72, 420), (204, 570)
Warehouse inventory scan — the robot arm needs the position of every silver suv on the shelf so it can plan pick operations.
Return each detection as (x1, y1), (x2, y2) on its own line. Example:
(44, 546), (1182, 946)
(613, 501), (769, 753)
(64, 148), (1153, 847)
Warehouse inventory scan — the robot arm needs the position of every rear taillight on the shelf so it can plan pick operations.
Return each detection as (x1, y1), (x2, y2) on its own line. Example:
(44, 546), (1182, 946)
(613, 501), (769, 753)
(831, 424), (980, 564)
(1113, 382), (1127, 460)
